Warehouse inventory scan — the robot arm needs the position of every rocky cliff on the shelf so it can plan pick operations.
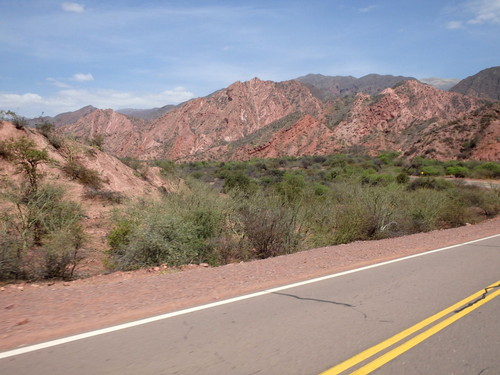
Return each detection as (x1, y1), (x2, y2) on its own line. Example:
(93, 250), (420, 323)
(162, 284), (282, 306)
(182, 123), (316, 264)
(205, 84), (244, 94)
(61, 75), (499, 162)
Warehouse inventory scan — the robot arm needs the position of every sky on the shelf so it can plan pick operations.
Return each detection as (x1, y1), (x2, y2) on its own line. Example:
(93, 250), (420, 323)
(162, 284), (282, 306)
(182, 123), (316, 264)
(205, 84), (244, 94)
(0, 0), (499, 117)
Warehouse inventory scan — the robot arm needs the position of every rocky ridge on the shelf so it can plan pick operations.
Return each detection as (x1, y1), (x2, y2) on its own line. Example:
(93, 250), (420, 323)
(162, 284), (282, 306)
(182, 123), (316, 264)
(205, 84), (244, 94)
(450, 66), (500, 101)
(60, 73), (500, 162)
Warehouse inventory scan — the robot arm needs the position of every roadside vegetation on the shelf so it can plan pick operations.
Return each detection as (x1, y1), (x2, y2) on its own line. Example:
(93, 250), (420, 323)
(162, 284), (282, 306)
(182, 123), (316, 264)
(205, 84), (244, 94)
(1, 112), (499, 280)
(0, 137), (86, 281)
(106, 152), (500, 271)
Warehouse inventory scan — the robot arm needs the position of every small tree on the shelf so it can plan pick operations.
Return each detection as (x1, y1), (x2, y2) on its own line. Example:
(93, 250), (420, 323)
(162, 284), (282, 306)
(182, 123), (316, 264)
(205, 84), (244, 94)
(1, 137), (50, 194)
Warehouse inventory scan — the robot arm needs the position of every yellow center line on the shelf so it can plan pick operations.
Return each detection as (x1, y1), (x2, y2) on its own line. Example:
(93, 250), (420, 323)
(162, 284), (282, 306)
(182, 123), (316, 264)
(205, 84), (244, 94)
(320, 280), (500, 375)
(352, 288), (500, 374)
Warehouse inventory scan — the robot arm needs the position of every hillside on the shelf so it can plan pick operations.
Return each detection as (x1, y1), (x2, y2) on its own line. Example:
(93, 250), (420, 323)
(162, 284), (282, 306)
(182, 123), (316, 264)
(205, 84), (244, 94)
(59, 72), (500, 162)
(0, 120), (177, 277)
(450, 66), (500, 101)
(179, 80), (497, 161)
(61, 109), (149, 157)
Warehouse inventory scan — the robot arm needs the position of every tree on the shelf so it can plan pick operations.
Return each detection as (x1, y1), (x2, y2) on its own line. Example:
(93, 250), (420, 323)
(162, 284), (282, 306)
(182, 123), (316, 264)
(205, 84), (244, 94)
(1, 137), (50, 194)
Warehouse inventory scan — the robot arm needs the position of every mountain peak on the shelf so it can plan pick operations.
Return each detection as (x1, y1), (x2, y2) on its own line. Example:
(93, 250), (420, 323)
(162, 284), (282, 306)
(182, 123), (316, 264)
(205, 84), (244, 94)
(450, 66), (500, 101)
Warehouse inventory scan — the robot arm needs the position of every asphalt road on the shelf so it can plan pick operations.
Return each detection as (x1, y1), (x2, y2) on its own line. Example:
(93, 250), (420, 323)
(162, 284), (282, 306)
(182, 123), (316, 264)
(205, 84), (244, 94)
(1, 235), (499, 375)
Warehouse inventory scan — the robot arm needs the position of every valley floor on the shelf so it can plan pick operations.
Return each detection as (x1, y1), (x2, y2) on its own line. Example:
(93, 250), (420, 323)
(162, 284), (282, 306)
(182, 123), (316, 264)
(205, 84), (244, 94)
(1, 215), (500, 352)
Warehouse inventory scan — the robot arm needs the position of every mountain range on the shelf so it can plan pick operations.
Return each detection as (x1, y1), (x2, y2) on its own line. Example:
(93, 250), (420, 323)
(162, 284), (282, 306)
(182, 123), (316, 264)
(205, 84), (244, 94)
(40, 67), (500, 161)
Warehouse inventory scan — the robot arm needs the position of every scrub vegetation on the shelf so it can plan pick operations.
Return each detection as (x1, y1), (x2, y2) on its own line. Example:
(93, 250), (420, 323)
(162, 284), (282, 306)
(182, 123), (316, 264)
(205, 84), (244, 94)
(106, 153), (500, 271)
(0, 137), (86, 280)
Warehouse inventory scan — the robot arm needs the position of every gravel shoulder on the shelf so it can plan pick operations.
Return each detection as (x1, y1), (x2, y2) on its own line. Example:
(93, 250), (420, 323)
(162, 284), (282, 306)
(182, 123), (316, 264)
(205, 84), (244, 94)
(1, 216), (499, 352)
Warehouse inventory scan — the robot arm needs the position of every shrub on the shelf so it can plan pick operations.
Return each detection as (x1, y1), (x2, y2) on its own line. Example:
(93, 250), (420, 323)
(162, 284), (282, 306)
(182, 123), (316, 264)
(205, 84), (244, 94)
(471, 162), (500, 179)
(0, 183), (86, 280)
(62, 161), (103, 189)
(83, 189), (125, 204)
(42, 225), (86, 280)
(153, 159), (177, 176)
(238, 192), (303, 258)
(396, 172), (410, 184)
(107, 182), (233, 269)
(420, 165), (443, 176)
(13, 116), (28, 129)
(222, 170), (256, 194)
(36, 121), (55, 136)
(407, 177), (452, 191)
(0, 221), (22, 280)
(0, 137), (51, 193)
(109, 213), (200, 270)
(89, 134), (105, 150)
(0, 110), (27, 129)
(446, 166), (468, 178)
(275, 172), (306, 202)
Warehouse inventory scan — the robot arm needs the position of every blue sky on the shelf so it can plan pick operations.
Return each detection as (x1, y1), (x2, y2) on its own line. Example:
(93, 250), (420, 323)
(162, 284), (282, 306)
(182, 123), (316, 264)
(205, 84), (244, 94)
(1, 0), (499, 117)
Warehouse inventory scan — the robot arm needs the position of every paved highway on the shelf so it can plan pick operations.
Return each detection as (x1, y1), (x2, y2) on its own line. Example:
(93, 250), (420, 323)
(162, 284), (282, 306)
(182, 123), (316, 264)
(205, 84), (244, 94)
(1, 235), (499, 374)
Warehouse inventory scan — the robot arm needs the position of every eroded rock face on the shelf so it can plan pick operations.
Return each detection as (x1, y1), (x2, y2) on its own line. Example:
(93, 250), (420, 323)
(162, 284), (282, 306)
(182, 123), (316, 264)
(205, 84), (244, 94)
(135, 78), (324, 160)
(61, 109), (147, 157)
(332, 80), (482, 153)
(61, 78), (499, 162)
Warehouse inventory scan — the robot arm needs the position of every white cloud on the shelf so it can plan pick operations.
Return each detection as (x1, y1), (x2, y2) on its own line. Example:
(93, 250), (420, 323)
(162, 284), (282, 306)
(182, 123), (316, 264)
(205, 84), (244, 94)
(72, 73), (94, 82)
(467, 0), (500, 24)
(0, 93), (43, 106)
(46, 77), (73, 88)
(61, 2), (85, 13)
(446, 21), (463, 29)
(359, 5), (377, 13)
(447, 0), (500, 29)
(0, 87), (195, 117)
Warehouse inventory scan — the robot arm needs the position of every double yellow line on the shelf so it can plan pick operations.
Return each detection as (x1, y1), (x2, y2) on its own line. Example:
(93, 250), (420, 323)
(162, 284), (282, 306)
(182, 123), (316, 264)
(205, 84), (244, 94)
(320, 280), (500, 375)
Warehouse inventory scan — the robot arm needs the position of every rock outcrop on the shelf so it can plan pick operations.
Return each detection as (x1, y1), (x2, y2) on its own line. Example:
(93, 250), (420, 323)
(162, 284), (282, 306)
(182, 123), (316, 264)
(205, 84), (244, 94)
(60, 76), (499, 162)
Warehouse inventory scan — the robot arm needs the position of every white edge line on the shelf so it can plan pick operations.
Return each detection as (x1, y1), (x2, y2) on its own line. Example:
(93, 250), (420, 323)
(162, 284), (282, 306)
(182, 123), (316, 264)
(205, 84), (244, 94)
(1, 233), (499, 359)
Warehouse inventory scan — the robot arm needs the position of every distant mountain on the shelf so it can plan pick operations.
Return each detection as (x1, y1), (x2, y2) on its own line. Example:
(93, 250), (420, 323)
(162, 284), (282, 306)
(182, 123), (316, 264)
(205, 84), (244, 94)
(28, 105), (98, 128)
(61, 76), (499, 162)
(295, 73), (416, 101)
(117, 104), (176, 121)
(419, 77), (460, 91)
(450, 66), (500, 101)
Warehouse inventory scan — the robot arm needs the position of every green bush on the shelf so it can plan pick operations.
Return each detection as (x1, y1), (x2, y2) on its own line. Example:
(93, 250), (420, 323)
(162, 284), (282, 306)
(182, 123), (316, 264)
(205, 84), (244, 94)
(107, 182), (233, 269)
(420, 165), (444, 176)
(471, 162), (500, 179)
(0, 183), (86, 280)
(396, 172), (410, 184)
(446, 166), (469, 178)
(36, 121), (55, 136)
(89, 134), (105, 150)
(62, 161), (103, 189)
(83, 189), (125, 204)
(407, 177), (452, 191)
(222, 170), (256, 194)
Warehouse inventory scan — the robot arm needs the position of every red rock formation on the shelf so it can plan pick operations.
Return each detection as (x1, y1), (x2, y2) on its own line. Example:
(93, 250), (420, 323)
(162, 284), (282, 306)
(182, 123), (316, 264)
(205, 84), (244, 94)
(61, 109), (147, 157)
(135, 78), (323, 159)
(61, 78), (499, 162)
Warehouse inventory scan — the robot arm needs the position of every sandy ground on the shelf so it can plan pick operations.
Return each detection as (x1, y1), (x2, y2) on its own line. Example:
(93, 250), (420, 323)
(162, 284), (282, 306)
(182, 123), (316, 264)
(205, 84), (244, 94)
(1, 216), (499, 352)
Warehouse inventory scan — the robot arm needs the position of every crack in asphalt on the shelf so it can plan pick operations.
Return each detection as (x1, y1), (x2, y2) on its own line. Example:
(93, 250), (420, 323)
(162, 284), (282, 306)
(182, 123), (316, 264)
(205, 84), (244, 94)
(272, 292), (367, 319)
(455, 283), (500, 313)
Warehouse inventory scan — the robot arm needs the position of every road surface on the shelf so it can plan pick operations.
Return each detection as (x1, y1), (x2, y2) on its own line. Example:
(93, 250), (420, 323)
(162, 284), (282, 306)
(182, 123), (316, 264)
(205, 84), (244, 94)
(1, 235), (499, 374)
